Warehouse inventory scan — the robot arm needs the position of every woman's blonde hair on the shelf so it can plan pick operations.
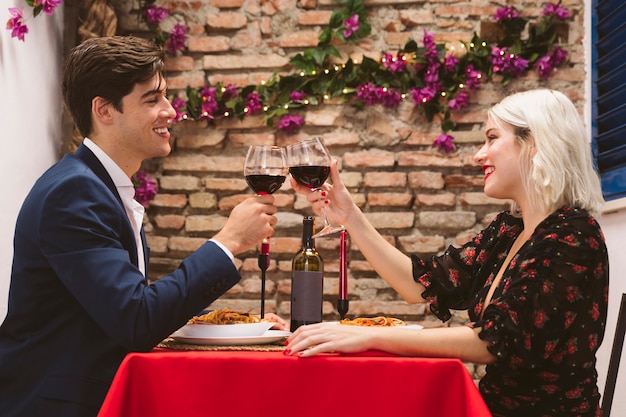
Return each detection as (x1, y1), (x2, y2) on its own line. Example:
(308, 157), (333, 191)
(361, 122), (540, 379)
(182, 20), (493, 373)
(488, 89), (604, 217)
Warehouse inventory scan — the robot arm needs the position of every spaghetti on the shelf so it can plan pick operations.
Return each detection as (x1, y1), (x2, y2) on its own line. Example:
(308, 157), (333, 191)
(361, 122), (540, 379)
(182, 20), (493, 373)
(188, 308), (268, 325)
(339, 316), (406, 327)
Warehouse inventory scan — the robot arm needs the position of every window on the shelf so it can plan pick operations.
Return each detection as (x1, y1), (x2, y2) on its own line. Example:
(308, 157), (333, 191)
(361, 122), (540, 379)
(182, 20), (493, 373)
(593, 0), (626, 201)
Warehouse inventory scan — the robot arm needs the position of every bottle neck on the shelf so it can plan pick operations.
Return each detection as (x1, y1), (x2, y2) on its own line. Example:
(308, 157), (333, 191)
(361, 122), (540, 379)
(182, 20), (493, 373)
(302, 217), (315, 249)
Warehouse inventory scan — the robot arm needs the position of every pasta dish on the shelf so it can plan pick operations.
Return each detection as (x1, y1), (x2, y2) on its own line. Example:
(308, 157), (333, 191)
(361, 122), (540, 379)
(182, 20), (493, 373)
(188, 308), (271, 325)
(339, 316), (406, 327)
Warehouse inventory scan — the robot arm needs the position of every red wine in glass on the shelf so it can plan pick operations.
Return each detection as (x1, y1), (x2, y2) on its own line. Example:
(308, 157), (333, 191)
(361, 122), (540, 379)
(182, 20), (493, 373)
(245, 174), (286, 195)
(286, 137), (345, 238)
(288, 165), (329, 189)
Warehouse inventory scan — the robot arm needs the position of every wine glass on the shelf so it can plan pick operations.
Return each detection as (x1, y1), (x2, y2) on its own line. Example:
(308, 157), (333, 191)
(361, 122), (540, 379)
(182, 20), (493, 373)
(244, 145), (287, 318)
(287, 137), (344, 238)
(244, 145), (288, 196)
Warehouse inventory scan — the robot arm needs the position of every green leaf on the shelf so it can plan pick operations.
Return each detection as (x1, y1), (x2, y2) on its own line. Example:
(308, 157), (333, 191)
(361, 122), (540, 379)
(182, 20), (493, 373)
(319, 28), (333, 45)
(329, 11), (345, 29)
(441, 119), (456, 132)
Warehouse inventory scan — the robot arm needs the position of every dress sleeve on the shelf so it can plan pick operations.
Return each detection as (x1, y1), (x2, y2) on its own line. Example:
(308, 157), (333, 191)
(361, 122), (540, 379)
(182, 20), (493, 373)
(413, 212), (513, 322)
(474, 211), (609, 370)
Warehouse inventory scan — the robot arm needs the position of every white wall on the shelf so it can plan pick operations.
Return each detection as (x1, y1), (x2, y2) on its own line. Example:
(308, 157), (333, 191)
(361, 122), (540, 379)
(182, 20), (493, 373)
(0, 3), (64, 321)
(596, 210), (626, 413)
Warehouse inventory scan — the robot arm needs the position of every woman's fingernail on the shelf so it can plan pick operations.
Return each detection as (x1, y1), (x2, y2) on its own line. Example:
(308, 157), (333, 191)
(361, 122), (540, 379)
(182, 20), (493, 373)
(284, 340), (289, 346)
(283, 349), (291, 356)
(324, 200), (329, 205)
(321, 191), (327, 197)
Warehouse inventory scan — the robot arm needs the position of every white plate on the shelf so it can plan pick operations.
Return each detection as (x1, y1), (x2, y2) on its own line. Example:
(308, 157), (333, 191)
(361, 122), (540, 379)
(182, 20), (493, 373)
(174, 321), (275, 338)
(170, 329), (291, 346)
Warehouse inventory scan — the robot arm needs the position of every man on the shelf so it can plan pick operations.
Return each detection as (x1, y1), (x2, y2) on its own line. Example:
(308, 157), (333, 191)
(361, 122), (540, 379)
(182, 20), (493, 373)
(0, 36), (281, 416)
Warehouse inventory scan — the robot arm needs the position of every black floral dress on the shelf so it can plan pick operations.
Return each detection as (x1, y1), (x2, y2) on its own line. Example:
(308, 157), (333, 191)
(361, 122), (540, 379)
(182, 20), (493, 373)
(413, 207), (609, 417)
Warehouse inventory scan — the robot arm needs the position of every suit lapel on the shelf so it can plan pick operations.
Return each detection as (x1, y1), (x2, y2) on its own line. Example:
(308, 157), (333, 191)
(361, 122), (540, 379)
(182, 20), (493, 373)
(73, 144), (146, 270)
(74, 144), (124, 206)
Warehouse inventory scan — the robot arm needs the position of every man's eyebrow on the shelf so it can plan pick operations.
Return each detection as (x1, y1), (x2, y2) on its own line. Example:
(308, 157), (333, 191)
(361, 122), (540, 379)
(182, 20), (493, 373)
(140, 88), (165, 99)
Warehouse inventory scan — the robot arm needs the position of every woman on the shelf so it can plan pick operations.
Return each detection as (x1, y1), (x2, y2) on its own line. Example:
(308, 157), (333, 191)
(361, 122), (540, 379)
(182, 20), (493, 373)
(285, 89), (609, 417)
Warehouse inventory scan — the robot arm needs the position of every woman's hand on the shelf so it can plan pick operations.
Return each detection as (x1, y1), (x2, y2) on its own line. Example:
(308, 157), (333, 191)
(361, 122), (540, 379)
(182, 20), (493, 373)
(284, 322), (378, 357)
(289, 160), (356, 229)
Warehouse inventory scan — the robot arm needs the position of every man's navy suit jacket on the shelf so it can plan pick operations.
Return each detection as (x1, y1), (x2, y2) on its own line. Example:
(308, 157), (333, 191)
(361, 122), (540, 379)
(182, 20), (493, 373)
(0, 144), (240, 416)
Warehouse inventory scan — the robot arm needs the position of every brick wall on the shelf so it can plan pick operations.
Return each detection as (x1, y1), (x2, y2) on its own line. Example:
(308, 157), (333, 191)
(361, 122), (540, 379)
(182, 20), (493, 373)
(116, 0), (585, 375)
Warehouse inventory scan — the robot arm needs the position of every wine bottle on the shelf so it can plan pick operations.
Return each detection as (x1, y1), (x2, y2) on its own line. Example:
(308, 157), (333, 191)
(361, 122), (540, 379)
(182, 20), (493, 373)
(290, 216), (324, 332)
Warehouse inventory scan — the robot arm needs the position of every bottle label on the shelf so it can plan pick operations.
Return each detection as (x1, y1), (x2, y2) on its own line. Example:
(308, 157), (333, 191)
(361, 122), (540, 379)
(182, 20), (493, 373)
(291, 271), (323, 321)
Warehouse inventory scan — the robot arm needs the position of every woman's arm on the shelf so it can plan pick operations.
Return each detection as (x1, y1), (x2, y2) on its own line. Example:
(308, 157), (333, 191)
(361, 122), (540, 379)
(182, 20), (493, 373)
(291, 160), (426, 303)
(285, 322), (496, 364)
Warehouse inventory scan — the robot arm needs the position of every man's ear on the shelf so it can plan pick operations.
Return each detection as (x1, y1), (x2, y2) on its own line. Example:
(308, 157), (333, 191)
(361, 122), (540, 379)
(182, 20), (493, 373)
(92, 96), (114, 126)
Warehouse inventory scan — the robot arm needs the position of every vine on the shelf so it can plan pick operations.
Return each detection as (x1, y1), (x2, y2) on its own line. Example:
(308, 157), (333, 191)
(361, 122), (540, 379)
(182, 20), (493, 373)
(167, 0), (572, 152)
(7, 0), (571, 152)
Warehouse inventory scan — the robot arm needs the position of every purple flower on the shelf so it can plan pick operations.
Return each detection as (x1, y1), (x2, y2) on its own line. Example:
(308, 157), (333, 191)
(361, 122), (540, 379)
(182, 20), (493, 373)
(489, 46), (529, 77)
(200, 86), (218, 119)
(535, 55), (554, 78)
(432, 134), (456, 153)
(166, 23), (186, 55)
(222, 84), (239, 100)
(422, 30), (439, 63)
(411, 86), (437, 104)
(464, 65), (483, 91)
(382, 53), (407, 73)
(424, 63), (440, 84)
(551, 46), (568, 66)
(6, 8), (29, 41)
(380, 88), (402, 107)
(443, 54), (459, 73)
(132, 171), (158, 207)
(448, 91), (470, 111)
(343, 14), (359, 39)
(290, 91), (308, 102)
(494, 6), (520, 22)
(535, 46), (568, 79)
(39, 0), (63, 16)
(171, 97), (187, 121)
(543, 3), (571, 20)
(143, 4), (169, 25)
(245, 92), (263, 115)
(277, 115), (304, 133)
(357, 82), (382, 106)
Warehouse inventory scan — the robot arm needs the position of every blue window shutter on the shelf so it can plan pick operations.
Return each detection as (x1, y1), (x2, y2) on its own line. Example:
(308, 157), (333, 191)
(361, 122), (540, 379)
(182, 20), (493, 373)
(594, 0), (626, 201)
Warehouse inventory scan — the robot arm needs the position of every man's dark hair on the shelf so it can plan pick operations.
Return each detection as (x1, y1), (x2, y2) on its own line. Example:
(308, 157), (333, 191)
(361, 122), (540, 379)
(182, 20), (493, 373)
(62, 36), (166, 137)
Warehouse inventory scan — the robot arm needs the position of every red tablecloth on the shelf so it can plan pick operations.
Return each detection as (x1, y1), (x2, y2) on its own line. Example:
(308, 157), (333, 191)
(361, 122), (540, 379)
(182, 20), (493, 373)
(97, 349), (491, 417)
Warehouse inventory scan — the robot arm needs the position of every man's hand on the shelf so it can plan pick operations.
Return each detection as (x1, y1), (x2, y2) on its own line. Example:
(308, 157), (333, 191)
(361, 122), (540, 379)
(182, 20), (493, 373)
(212, 195), (278, 256)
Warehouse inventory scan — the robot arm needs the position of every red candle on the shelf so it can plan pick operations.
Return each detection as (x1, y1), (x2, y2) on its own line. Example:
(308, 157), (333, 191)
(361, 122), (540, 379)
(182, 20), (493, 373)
(339, 230), (348, 299)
